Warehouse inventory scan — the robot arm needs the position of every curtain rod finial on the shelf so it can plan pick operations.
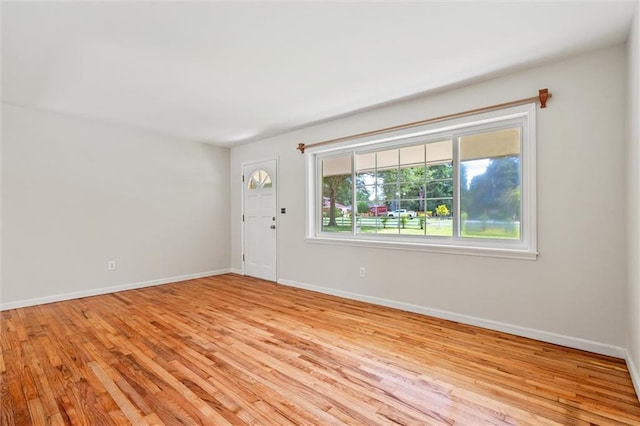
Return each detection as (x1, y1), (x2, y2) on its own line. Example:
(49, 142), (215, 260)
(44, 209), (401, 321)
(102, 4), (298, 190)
(539, 88), (550, 108)
(297, 143), (306, 154)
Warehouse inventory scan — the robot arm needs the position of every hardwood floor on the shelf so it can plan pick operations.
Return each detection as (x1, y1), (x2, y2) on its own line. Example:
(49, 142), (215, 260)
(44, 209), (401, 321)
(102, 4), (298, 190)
(1, 274), (639, 425)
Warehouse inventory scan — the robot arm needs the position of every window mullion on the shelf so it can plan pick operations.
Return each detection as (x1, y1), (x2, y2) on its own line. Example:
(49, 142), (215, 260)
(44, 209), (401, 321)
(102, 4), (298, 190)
(351, 152), (356, 236)
(423, 144), (427, 236)
(452, 135), (460, 240)
(396, 150), (400, 233)
(317, 156), (323, 235)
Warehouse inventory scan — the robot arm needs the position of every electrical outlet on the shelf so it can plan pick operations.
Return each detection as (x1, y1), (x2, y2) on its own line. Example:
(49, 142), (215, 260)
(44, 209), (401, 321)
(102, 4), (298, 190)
(108, 260), (116, 271)
(359, 266), (365, 278)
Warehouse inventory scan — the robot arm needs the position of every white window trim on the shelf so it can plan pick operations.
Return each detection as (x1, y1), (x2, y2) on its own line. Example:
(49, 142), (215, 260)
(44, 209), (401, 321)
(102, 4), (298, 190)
(305, 103), (537, 260)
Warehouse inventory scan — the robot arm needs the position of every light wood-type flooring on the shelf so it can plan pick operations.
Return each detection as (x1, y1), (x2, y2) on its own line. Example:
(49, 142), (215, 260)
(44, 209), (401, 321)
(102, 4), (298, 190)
(1, 274), (639, 425)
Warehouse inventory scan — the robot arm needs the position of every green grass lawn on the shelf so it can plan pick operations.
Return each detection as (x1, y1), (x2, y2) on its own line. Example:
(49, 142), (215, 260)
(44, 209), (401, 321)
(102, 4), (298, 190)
(322, 217), (520, 239)
(461, 226), (520, 239)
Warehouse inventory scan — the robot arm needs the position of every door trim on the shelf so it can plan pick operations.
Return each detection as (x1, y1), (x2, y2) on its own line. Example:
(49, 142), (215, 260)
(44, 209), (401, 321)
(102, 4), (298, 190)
(240, 155), (279, 280)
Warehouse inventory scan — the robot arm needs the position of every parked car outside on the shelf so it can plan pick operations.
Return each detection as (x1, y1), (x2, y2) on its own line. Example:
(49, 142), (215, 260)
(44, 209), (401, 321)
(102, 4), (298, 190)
(387, 209), (416, 218)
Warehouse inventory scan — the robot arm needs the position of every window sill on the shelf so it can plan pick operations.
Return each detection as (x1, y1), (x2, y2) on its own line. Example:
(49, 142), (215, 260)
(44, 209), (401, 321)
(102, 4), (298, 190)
(305, 235), (538, 260)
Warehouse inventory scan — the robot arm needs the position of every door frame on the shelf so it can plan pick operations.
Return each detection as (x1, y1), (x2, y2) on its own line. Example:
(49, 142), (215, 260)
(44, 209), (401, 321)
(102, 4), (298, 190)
(240, 155), (279, 280)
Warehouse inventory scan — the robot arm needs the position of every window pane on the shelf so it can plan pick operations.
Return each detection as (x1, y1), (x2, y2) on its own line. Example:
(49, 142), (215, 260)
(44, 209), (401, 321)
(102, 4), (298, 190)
(382, 183), (398, 207)
(425, 198), (453, 237)
(427, 179), (453, 199)
(426, 140), (453, 164)
(427, 163), (453, 180)
(322, 156), (353, 233)
(355, 153), (378, 223)
(460, 128), (521, 239)
(355, 152), (376, 172)
(377, 149), (399, 170)
(358, 183), (377, 202)
(421, 142), (453, 231)
(396, 202), (419, 235)
(399, 181), (421, 199)
(400, 144), (425, 166)
(248, 169), (272, 189)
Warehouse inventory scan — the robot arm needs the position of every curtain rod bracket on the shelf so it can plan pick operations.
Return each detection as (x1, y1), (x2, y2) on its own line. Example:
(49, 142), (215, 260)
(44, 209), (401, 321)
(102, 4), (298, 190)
(297, 143), (306, 154)
(539, 88), (550, 108)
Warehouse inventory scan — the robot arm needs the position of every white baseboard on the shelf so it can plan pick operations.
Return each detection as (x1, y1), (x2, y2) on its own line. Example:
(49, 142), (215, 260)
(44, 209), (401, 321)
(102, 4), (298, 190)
(278, 278), (626, 359)
(230, 268), (243, 275)
(626, 350), (640, 402)
(0, 269), (231, 311)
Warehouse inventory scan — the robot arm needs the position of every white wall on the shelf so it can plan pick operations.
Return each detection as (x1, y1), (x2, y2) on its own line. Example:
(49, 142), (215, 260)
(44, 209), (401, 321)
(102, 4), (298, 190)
(1, 104), (230, 307)
(627, 3), (640, 396)
(231, 45), (628, 355)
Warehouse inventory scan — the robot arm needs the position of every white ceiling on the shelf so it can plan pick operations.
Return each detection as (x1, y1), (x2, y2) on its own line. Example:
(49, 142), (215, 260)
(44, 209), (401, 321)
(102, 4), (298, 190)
(1, 2), (636, 147)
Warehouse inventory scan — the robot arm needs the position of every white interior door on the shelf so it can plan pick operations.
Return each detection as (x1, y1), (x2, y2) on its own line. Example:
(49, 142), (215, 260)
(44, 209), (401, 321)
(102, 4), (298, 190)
(243, 159), (277, 281)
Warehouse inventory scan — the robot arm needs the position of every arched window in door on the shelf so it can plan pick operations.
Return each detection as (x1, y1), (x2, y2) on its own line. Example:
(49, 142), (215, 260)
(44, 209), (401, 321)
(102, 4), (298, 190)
(247, 169), (272, 189)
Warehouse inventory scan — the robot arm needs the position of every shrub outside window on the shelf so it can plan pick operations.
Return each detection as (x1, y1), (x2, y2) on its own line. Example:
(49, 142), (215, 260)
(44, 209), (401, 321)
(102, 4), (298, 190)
(306, 104), (537, 259)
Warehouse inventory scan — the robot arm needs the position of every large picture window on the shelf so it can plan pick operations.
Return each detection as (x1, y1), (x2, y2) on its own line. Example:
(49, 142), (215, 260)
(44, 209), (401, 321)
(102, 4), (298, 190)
(306, 104), (537, 259)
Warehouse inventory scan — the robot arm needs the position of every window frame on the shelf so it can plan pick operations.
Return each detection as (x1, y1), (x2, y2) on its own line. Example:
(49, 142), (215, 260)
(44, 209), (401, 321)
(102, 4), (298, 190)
(305, 103), (537, 260)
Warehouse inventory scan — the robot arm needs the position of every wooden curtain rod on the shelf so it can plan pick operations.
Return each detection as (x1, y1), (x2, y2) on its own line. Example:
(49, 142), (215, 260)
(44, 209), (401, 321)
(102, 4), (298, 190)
(297, 88), (551, 154)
